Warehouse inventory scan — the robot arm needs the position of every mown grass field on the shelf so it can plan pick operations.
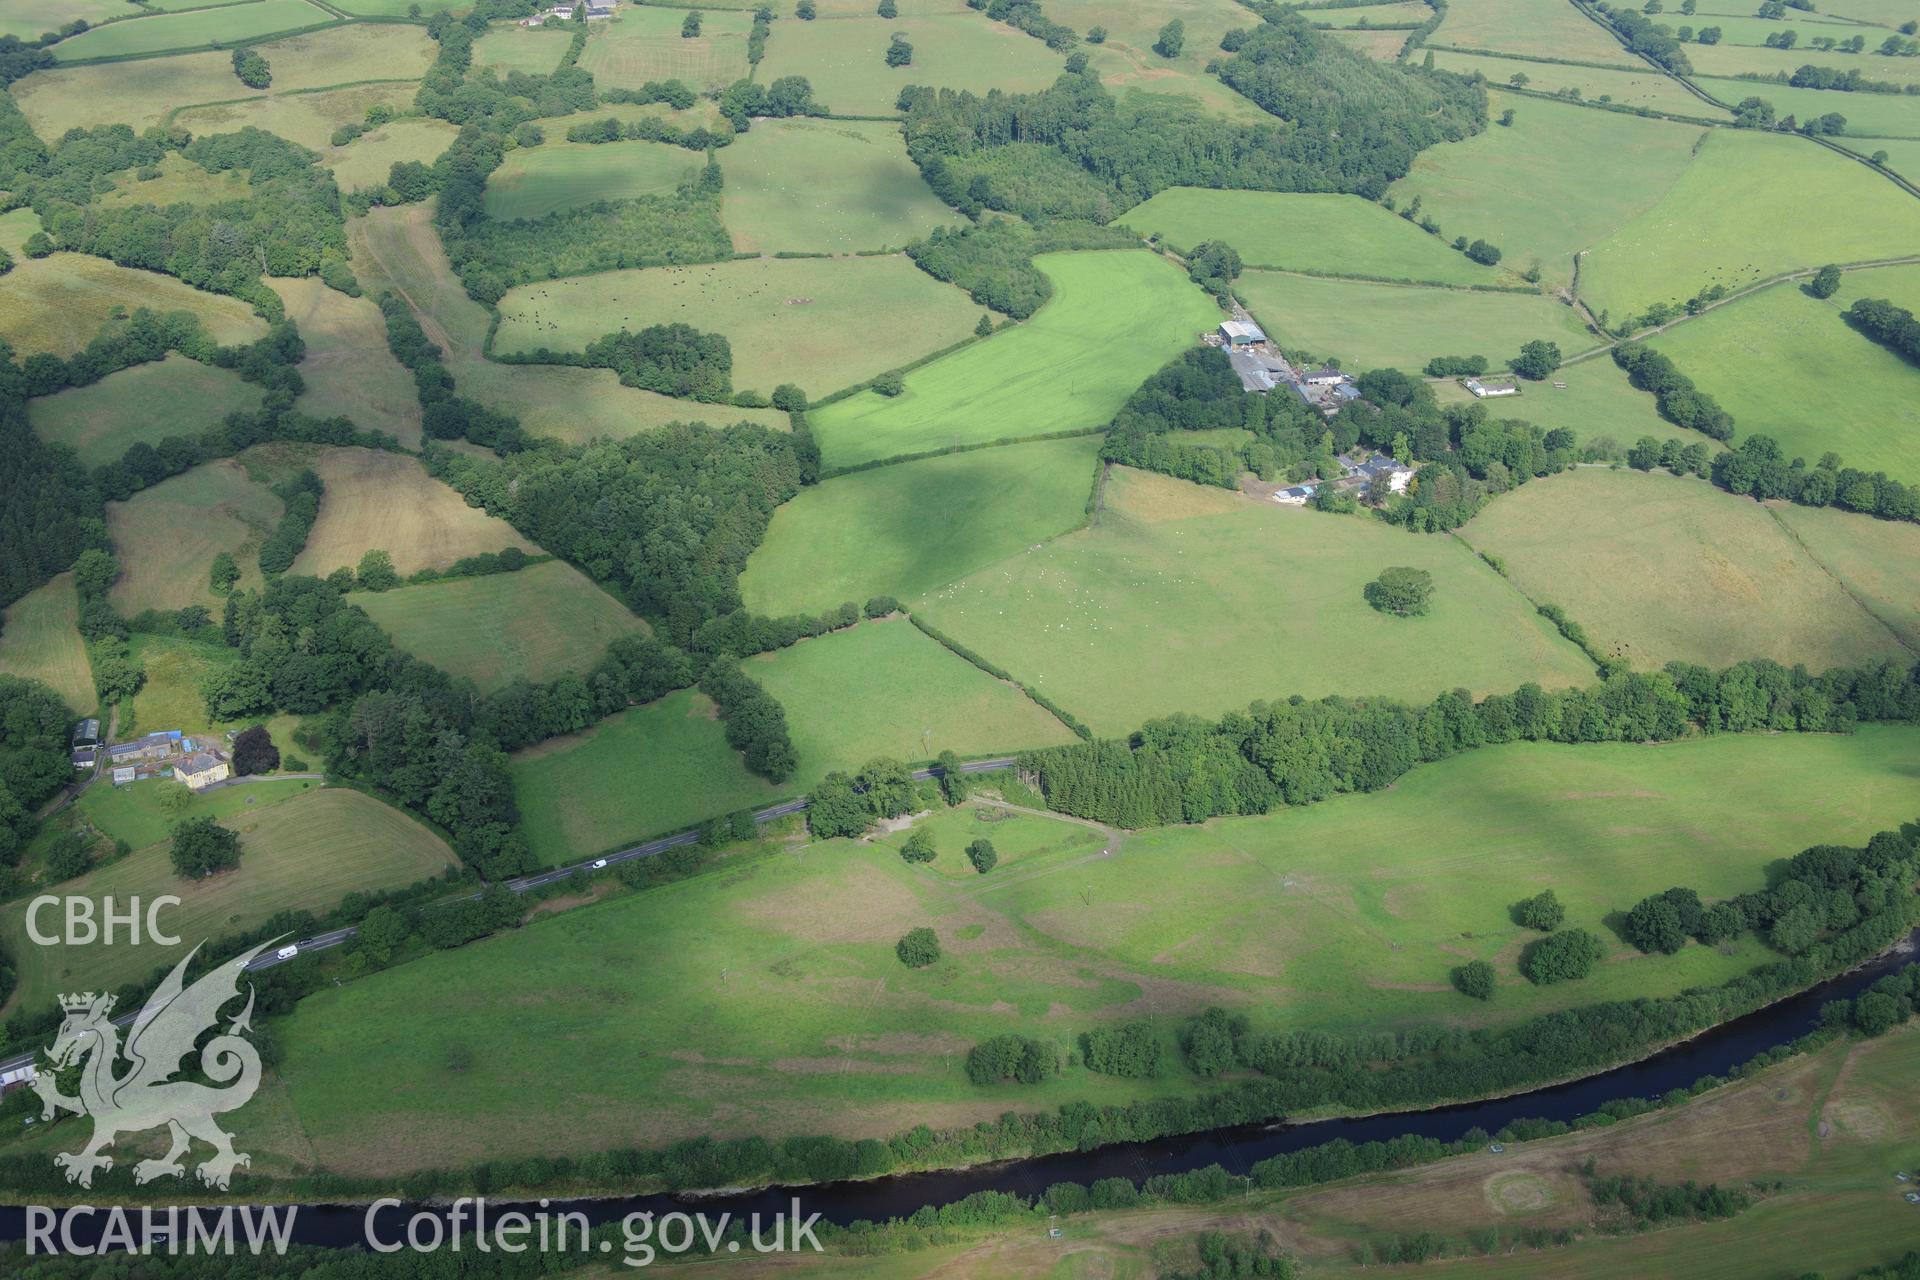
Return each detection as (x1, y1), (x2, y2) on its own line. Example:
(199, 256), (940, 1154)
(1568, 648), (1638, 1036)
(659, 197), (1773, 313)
(480, 141), (698, 221)
(288, 447), (535, 578)
(0, 254), (267, 358)
(107, 461), (283, 616)
(754, 12), (1065, 116)
(472, 23), (573, 76)
(1458, 468), (1911, 670)
(1434, 0), (1643, 61)
(1431, 355), (1709, 452)
(1389, 94), (1708, 293)
(578, 5), (754, 91)
(740, 435), (1100, 616)
(259, 726), (1920, 1172)
(748, 617), (1078, 783)
(510, 689), (788, 865)
(28, 355), (263, 467)
(1771, 501), (1920, 654)
(1430, 48), (1718, 115)
(720, 118), (957, 254)
(1041, 0), (1274, 123)
(1114, 189), (1502, 285)
(915, 468), (1595, 736)
(324, 118), (458, 194)
(1648, 273), (1920, 485)
(0, 574), (94, 715)
(48, 0), (333, 62)
(12, 24), (433, 136)
(1581, 129), (1920, 325)
(810, 251), (1220, 469)
(1237, 272), (1594, 372)
(355, 561), (648, 695)
(0, 785), (455, 1016)
(495, 255), (982, 397)
(692, 1026), (1920, 1279)
(347, 204), (790, 442)
(270, 278), (423, 448)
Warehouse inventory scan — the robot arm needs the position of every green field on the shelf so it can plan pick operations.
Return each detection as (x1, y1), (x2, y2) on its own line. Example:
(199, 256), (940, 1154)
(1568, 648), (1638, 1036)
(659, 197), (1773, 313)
(1691, 80), (1920, 140)
(754, 12), (1065, 116)
(810, 251), (1220, 469)
(261, 725), (1920, 1171)
(740, 435), (1100, 616)
(173, 82), (423, 151)
(101, 153), (251, 209)
(1237, 271), (1594, 371)
(1115, 189), (1503, 285)
(107, 460), (282, 616)
(49, 0), (334, 62)
(0, 254), (268, 358)
(1688, 39), (1920, 88)
(1433, 355), (1711, 453)
(0, 574), (94, 715)
(1434, 0), (1646, 61)
(1390, 94), (1709, 293)
(0, 785), (456, 1015)
(1458, 468), (1912, 670)
(1771, 501), (1920, 653)
(355, 561), (648, 695)
(12, 24), (433, 136)
(481, 141), (699, 221)
(0, 0), (124, 41)
(1040, 0), (1274, 123)
(1430, 48), (1719, 115)
(915, 468), (1596, 735)
(270, 278), (423, 448)
(28, 355), (263, 467)
(509, 689), (788, 865)
(748, 617), (1078, 783)
(347, 205), (791, 442)
(124, 635), (244, 740)
(324, 118), (458, 194)
(720, 118), (957, 254)
(1581, 128), (1920, 324)
(495, 255), (982, 398)
(577, 5), (754, 91)
(1648, 271), (1920, 484)
(1316, 1), (1432, 26)
(472, 23), (574, 76)
(1863, 137), (1920, 188)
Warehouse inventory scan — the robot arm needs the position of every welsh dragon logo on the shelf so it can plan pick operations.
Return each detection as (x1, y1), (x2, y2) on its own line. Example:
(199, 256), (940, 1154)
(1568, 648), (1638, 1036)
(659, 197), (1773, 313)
(33, 941), (272, 1190)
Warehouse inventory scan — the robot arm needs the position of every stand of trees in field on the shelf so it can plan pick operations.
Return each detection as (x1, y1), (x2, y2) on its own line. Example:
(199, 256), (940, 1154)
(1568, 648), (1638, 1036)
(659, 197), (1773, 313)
(900, 13), (1484, 225)
(1100, 347), (1325, 488)
(1018, 657), (1920, 829)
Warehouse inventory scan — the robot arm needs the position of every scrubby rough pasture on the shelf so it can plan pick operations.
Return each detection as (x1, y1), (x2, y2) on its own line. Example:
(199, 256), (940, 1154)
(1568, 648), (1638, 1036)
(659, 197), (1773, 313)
(173, 84), (424, 152)
(481, 141), (698, 221)
(755, 12), (1065, 117)
(1770, 503), (1920, 654)
(288, 448), (535, 578)
(0, 0), (124, 41)
(915, 468), (1595, 736)
(1115, 189), (1501, 285)
(107, 461), (283, 615)
(510, 690), (787, 865)
(0, 252), (267, 357)
(324, 119), (458, 194)
(1236, 272), (1593, 371)
(748, 618), (1078, 783)
(1459, 469), (1912, 670)
(1648, 271), (1920, 485)
(810, 251), (1219, 468)
(577, 5), (754, 91)
(720, 118), (957, 254)
(1039, 0), (1272, 122)
(495, 255), (981, 396)
(0, 575), (94, 715)
(270, 278), (424, 448)
(740, 435), (1101, 617)
(355, 561), (648, 695)
(27, 355), (263, 467)
(259, 728), (1919, 1173)
(0, 786), (456, 1014)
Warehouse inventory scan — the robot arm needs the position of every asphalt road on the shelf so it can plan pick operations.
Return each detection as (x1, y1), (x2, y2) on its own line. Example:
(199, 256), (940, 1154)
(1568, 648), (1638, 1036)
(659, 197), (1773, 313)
(0, 758), (1021, 1078)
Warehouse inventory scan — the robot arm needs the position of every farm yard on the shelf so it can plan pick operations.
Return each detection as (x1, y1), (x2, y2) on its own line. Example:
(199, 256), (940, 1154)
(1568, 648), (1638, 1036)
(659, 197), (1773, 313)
(809, 251), (1219, 468)
(354, 560), (648, 694)
(740, 435), (1101, 617)
(6, 0), (1920, 1247)
(913, 468), (1596, 737)
(254, 726), (1919, 1172)
(1458, 469), (1913, 671)
(494, 254), (983, 396)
